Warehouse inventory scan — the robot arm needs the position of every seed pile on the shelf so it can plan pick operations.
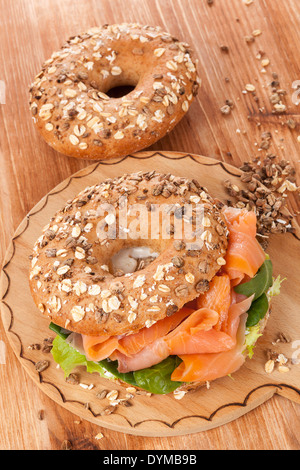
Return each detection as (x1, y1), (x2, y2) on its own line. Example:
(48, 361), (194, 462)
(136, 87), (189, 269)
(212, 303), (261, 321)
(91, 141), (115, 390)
(224, 145), (299, 242)
(264, 332), (295, 374)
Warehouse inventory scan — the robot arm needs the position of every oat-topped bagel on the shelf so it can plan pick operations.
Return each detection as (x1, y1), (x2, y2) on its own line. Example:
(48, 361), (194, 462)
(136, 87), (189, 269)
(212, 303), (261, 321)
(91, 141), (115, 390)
(29, 171), (228, 336)
(29, 23), (200, 160)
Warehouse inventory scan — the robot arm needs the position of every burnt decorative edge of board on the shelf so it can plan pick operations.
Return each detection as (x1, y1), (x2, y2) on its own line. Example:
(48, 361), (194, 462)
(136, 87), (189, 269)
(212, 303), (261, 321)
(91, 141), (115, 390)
(1, 151), (300, 433)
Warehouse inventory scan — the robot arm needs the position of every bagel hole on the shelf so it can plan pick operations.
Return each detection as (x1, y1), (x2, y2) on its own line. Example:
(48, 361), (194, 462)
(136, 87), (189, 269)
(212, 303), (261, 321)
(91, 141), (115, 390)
(110, 246), (159, 277)
(106, 85), (136, 99)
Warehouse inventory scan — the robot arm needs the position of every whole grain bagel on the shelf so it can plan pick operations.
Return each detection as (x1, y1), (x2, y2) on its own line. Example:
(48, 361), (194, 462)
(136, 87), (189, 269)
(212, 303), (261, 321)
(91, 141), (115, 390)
(29, 23), (200, 160)
(29, 171), (228, 336)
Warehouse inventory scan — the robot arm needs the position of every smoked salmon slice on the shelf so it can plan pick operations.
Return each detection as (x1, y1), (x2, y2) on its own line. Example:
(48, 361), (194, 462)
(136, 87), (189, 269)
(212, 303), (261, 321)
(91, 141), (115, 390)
(82, 307), (192, 362)
(224, 291), (254, 338)
(171, 313), (248, 383)
(118, 307), (192, 356)
(196, 274), (231, 331)
(116, 308), (235, 373)
(222, 207), (265, 282)
(83, 287), (254, 373)
(164, 307), (235, 354)
(165, 328), (235, 355)
(82, 334), (128, 362)
(117, 293), (253, 376)
(115, 339), (170, 373)
(222, 207), (257, 237)
(225, 230), (265, 279)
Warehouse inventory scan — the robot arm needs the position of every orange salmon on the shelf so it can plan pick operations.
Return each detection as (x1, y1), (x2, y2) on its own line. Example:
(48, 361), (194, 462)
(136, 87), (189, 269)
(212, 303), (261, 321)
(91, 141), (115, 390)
(222, 207), (257, 237)
(171, 313), (248, 383)
(117, 308), (233, 373)
(82, 307), (192, 362)
(118, 307), (192, 356)
(116, 296), (253, 375)
(222, 207), (265, 282)
(196, 274), (231, 331)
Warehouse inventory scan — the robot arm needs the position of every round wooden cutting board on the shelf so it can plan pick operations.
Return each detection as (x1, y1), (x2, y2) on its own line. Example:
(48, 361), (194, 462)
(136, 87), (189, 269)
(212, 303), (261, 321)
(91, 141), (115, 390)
(1, 151), (300, 437)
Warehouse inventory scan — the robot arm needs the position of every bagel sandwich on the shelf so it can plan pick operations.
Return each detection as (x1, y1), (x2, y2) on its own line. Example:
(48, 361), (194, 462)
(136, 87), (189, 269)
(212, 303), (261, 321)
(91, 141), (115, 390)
(29, 171), (283, 395)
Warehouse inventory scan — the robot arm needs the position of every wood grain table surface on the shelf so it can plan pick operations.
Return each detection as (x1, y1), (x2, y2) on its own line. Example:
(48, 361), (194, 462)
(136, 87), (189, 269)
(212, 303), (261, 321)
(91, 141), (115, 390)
(1, 0), (300, 450)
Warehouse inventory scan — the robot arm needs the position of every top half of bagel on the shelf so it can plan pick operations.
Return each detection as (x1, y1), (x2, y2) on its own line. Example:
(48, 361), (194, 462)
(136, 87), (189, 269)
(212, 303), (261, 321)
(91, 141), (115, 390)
(29, 171), (228, 336)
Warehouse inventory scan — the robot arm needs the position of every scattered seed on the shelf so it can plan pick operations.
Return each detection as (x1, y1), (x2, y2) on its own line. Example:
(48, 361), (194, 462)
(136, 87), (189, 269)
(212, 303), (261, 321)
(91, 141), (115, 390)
(28, 343), (41, 350)
(265, 359), (275, 374)
(278, 365), (290, 373)
(173, 389), (187, 400)
(111, 66), (122, 76)
(276, 332), (291, 343)
(45, 123), (53, 131)
(61, 440), (72, 450)
(220, 104), (231, 115)
(245, 83), (256, 92)
(175, 284), (189, 297)
(126, 387), (137, 394)
(106, 390), (119, 401)
(182, 100), (189, 112)
(220, 45), (229, 53)
(101, 405), (116, 416)
(35, 360), (49, 373)
(96, 390), (108, 400)
(114, 130), (124, 140)
(195, 279), (209, 293)
(245, 35), (255, 44)
(119, 400), (132, 407)
(154, 48), (166, 57)
(65, 373), (80, 385)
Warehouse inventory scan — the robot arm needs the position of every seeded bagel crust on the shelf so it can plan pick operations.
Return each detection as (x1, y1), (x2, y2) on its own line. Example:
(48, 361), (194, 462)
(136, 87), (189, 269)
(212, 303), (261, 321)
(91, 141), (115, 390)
(29, 23), (200, 160)
(29, 171), (228, 336)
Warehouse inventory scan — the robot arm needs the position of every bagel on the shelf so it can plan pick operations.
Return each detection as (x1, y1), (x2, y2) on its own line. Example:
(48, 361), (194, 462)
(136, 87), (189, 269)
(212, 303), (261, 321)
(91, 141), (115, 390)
(29, 23), (200, 160)
(29, 171), (228, 336)
(30, 172), (278, 394)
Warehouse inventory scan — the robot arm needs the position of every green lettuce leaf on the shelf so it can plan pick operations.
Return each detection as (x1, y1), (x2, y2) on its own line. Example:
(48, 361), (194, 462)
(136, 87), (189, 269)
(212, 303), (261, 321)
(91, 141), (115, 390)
(51, 334), (183, 393)
(267, 275), (286, 301)
(133, 356), (183, 394)
(51, 335), (106, 377)
(243, 273), (284, 359)
(246, 293), (269, 328)
(244, 324), (262, 359)
(98, 360), (138, 387)
(234, 259), (273, 301)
